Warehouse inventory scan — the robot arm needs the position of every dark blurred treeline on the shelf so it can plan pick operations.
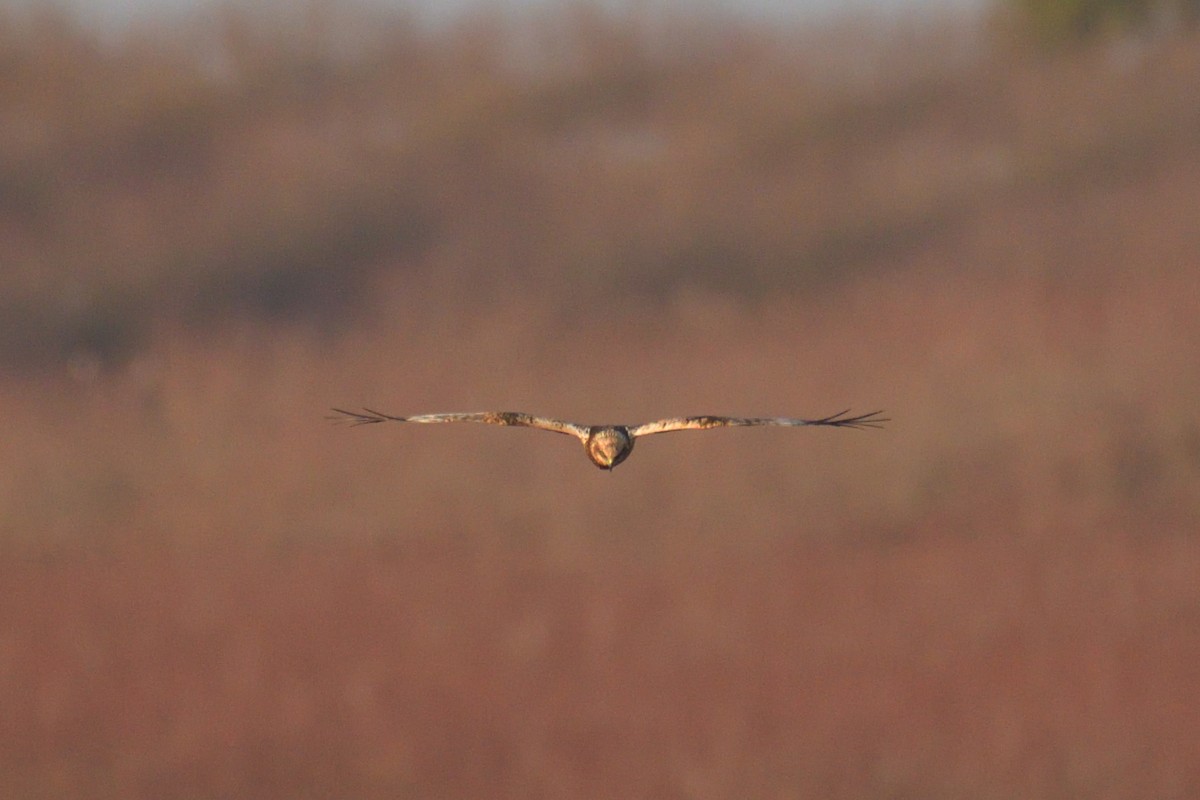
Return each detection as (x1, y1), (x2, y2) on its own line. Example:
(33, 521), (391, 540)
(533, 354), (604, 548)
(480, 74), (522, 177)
(1, 1), (1198, 372)
(1004, 0), (1200, 43)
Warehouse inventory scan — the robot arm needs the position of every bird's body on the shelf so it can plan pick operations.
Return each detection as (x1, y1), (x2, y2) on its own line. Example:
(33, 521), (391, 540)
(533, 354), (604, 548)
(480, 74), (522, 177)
(584, 426), (635, 470)
(331, 408), (886, 470)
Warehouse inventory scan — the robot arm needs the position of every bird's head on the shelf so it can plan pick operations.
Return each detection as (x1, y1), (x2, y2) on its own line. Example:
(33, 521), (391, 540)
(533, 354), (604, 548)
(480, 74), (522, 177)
(585, 426), (634, 470)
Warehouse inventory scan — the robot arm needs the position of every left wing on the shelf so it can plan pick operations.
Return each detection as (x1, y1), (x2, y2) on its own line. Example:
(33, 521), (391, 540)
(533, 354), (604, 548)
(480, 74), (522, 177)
(628, 409), (887, 438)
(329, 409), (589, 439)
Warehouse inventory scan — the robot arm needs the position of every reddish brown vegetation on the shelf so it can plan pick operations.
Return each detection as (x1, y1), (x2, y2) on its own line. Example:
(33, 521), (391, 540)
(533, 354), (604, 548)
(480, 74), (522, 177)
(2, 4), (1200, 798)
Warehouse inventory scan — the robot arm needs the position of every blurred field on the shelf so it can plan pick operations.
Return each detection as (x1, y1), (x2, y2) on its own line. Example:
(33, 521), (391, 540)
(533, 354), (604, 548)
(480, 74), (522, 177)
(2, 3), (1200, 798)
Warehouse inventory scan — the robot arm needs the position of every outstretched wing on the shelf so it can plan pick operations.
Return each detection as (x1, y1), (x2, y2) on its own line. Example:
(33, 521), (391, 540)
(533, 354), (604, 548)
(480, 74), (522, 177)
(628, 409), (887, 438)
(329, 408), (589, 440)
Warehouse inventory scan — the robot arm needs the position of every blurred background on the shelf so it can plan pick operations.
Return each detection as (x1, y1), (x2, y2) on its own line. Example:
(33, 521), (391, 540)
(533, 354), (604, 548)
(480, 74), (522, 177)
(2, 0), (1199, 796)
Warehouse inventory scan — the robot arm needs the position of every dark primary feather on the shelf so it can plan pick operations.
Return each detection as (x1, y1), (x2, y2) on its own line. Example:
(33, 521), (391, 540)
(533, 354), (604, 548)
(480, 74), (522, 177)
(328, 408), (401, 426)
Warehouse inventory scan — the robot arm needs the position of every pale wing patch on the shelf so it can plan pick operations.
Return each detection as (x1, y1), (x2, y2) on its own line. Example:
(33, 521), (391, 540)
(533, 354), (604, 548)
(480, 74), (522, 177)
(629, 410), (887, 437)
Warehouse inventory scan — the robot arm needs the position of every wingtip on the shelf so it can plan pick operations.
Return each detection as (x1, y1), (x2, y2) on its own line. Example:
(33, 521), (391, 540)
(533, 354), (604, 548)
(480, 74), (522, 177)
(328, 407), (390, 426)
(818, 409), (889, 429)
(846, 410), (889, 429)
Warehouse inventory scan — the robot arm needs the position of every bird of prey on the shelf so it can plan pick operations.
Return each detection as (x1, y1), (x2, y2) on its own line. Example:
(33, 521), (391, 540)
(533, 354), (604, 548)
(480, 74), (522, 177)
(330, 408), (886, 470)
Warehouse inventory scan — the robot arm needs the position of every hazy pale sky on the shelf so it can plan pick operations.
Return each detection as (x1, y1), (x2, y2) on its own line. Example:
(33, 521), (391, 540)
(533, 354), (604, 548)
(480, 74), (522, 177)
(16, 0), (986, 31)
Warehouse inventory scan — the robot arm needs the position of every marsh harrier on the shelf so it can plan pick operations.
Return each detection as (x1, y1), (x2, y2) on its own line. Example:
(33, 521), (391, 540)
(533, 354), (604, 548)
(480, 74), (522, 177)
(330, 408), (886, 470)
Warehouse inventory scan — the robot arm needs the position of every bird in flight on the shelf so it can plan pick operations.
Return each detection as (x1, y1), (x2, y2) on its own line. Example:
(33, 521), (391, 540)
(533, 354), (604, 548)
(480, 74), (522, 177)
(329, 408), (887, 470)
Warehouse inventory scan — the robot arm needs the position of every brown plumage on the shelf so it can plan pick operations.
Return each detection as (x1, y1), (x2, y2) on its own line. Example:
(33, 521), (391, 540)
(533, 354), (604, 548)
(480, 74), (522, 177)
(330, 408), (886, 470)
